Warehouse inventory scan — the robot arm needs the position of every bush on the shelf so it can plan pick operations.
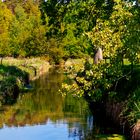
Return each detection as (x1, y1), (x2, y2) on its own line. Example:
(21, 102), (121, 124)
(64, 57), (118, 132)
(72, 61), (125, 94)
(0, 76), (19, 104)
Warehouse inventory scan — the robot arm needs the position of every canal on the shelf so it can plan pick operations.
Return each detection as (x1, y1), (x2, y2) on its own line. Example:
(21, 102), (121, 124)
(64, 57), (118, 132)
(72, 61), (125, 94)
(0, 67), (126, 140)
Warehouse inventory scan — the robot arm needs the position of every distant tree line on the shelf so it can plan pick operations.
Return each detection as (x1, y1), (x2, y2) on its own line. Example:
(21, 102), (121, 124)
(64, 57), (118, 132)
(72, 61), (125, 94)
(0, 0), (139, 64)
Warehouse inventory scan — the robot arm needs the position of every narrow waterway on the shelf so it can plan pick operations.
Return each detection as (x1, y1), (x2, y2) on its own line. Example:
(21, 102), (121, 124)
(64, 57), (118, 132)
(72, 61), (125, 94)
(0, 67), (126, 140)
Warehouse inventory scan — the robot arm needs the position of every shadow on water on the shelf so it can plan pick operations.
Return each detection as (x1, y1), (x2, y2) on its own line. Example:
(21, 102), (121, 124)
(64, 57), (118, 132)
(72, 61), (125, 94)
(0, 67), (126, 140)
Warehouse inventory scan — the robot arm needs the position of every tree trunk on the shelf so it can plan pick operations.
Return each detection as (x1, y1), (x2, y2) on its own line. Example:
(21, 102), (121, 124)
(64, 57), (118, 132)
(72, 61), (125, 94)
(0, 57), (4, 65)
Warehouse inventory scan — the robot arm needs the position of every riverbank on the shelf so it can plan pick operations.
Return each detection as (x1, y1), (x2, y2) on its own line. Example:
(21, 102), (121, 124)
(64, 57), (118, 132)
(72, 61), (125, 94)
(1, 58), (140, 139)
(89, 65), (140, 140)
(62, 59), (140, 140)
(0, 57), (51, 105)
(0, 58), (81, 106)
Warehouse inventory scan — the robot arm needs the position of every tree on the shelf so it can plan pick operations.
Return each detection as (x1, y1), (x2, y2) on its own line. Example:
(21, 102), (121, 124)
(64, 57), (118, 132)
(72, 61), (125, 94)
(8, 1), (48, 57)
(0, 2), (13, 59)
(64, 0), (140, 101)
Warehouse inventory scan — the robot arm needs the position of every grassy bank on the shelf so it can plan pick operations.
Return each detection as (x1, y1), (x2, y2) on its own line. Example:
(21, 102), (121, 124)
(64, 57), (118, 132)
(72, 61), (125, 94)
(0, 57), (50, 105)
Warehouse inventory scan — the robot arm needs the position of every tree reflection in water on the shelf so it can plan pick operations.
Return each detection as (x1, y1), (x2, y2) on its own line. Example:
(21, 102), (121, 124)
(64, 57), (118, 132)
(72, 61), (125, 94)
(0, 67), (96, 140)
(0, 67), (126, 140)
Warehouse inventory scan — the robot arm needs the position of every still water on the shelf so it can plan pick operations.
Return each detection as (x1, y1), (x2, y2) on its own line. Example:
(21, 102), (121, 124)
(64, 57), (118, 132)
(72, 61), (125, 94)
(0, 68), (126, 140)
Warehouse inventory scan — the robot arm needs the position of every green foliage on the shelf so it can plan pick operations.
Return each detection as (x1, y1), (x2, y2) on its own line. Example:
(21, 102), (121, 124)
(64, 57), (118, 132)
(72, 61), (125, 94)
(0, 0), (140, 103)
(0, 2), (13, 57)
(74, 58), (122, 101)
(0, 0), (139, 63)
(120, 66), (140, 124)
(61, 1), (140, 105)
(0, 1), (48, 58)
(75, 1), (139, 100)
(121, 88), (140, 125)
(40, 0), (102, 60)
(60, 0), (98, 58)
(0, 76), (19, 104)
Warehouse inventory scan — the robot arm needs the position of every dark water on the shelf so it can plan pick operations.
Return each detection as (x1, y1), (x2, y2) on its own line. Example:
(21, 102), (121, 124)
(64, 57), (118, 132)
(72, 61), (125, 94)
(0, 68), (126, 140)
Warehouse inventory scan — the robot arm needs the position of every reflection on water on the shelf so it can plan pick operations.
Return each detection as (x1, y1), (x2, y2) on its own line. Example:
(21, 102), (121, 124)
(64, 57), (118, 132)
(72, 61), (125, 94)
(0, 67), (126, 140)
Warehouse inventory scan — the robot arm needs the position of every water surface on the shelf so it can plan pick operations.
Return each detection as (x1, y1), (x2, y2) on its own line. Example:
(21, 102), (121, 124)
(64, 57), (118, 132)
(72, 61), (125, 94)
(0, 67), (126, 140)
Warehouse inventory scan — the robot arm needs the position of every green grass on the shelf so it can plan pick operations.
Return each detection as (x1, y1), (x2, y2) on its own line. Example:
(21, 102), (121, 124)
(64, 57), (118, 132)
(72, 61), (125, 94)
(1, 57), (50, 78)
(95, 134), (126, 140)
